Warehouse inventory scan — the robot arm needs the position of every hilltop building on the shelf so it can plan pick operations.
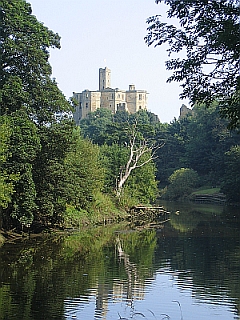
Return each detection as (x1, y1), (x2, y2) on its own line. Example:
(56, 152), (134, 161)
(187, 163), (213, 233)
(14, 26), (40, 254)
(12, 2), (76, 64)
(72, 67), (148, 124)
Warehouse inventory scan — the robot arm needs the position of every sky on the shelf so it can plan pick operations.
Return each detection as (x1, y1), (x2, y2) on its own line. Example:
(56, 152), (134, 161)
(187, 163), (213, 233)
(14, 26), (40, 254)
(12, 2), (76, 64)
(29, 0), (189, 123)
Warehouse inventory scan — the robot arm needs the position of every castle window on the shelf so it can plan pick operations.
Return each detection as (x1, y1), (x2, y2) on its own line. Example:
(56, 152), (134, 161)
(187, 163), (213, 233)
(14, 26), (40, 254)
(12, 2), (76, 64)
(86, 102), (88, 108)
(139, 106), (142, 109)
(139, 94), (142, 100)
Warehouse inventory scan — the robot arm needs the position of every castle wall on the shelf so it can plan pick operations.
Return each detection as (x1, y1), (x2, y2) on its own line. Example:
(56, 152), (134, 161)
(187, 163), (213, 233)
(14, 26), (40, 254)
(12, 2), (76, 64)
(114, 90), (127, 112)
(100, 89), (127, 113)
(73, 90), (101, 124)
(126, 85), (147, 113)
(100, 89), (116, 113)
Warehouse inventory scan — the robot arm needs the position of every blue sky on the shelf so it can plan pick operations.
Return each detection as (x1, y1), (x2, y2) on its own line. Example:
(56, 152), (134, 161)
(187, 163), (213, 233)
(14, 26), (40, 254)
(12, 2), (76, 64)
(29, 0), (188, 123)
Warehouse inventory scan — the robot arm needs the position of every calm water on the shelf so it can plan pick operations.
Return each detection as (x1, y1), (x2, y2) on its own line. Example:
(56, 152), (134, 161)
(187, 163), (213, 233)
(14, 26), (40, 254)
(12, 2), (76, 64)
(0, 202), (240, 320)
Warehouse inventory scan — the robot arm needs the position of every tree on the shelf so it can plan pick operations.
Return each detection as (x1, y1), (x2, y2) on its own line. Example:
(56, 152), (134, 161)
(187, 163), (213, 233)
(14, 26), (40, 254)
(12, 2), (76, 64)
(183, 103), (240, 184)
(79, 109), (114, 144)
(164, 168), (199, 200)
(145, 0), (240, 128)
(80, 109), (161, 145)
(100, 142), (159, 205)
(0, 0), (75, 230)
(33, 120), (75, 226)
(221, 145), (240, 202)
(115, 123), (162, 198)
(4, 109), (40, 229)
(80, 109), (161, 202)
(64, 128), (104, 211)
(0, 0), (72, 122)
(123, 152), (159, 204)
(0, 117), (17, 211)
(154, 120), (187, 185)
(100, 143), (129, 193)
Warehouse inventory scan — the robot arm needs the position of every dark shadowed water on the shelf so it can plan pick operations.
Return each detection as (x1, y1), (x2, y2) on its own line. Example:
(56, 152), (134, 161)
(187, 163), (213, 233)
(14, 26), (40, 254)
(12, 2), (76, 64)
(0, 201), (240, 320)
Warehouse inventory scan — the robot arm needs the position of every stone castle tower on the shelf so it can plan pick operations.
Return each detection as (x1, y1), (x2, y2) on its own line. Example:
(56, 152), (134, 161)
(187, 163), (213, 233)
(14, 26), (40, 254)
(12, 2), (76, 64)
(99, 67), (111, 90)
(72, 67), (148, 125)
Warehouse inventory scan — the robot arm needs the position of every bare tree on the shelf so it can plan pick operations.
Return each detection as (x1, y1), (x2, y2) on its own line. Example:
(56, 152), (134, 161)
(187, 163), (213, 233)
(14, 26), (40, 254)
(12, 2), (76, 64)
(116, 123), (163, 198)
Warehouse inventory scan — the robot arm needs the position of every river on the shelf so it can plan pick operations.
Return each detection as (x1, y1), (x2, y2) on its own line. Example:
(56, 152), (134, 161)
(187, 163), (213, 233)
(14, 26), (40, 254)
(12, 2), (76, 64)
(0, 201), (239, 320)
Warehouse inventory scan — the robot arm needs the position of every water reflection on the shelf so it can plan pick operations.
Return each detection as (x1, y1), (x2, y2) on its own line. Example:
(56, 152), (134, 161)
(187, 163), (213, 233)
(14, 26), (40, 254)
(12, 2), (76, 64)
(0, 203), (239, 320)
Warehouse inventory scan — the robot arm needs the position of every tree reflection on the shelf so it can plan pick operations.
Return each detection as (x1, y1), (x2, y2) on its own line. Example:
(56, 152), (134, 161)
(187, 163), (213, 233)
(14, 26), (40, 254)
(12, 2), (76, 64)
(158, 202), (240, 318)
(0, 208), (240, 319)
(0, 225), (157, 319)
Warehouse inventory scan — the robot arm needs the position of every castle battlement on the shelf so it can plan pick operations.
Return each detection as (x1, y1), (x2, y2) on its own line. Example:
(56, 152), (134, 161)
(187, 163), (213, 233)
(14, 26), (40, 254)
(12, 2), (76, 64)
(73, 67), (148, 124)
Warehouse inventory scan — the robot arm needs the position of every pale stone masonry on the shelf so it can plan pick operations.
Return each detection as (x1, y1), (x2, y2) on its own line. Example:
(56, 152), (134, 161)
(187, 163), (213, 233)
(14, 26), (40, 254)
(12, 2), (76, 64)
(179, 104), (194, 119)
(73, 67), (148, 124)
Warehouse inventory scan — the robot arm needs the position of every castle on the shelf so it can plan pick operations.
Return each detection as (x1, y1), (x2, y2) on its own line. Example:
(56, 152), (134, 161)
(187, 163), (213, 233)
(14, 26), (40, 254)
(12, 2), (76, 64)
(72, 67), (148, 124)
(179, 104), (194, 119)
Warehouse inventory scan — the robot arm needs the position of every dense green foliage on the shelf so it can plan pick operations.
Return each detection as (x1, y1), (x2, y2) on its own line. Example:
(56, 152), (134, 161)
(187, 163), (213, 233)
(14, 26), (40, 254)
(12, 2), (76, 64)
(80, 109), (160, 145)
(80, 110), (160, 205)
(80, 103), (240, 203)
(154, 104), (240, 199)
(0, 117), (18, 211)
(64, 128), (104, 211)
(221, 145), (240, 202)
(162, 168), (199, 200)
(0, 0), (113, 231)
(145, 0), (240, 129)
(0, 0), (71, 122)
(6, 109), (40, 227)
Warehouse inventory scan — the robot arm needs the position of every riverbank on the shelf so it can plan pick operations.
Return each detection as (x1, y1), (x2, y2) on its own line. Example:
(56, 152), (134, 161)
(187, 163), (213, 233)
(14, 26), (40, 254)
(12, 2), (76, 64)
(0, 195), (134, 244)
(0, 202), (170, 245)
(189, 188), (226, 204)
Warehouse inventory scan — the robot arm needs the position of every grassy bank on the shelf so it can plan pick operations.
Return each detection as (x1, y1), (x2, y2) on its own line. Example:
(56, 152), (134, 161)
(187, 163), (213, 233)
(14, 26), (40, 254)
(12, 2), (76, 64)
(191, 187), (221, 195)
(63, 192), (129, 229)
(190, 187), (226, 204)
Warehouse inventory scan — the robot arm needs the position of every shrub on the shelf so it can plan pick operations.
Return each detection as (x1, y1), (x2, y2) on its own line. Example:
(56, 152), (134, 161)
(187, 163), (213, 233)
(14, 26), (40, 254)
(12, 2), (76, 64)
(163, 168), (199, 200)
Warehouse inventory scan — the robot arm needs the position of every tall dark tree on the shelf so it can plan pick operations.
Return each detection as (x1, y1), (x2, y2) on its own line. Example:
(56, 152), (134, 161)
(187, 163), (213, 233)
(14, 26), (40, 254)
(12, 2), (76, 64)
(153, 119), (188, 185)
(5, 109), (40, 228)
(32, 121), (74, 226)
(145, 0), (240, 128)
(0, 0), (75, 229)
(221, 145), (240, 202)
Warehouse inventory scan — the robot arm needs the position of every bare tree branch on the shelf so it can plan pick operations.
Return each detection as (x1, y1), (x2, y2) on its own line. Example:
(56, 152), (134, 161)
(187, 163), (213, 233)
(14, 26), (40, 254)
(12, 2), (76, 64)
(116, 123), (163, 198)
